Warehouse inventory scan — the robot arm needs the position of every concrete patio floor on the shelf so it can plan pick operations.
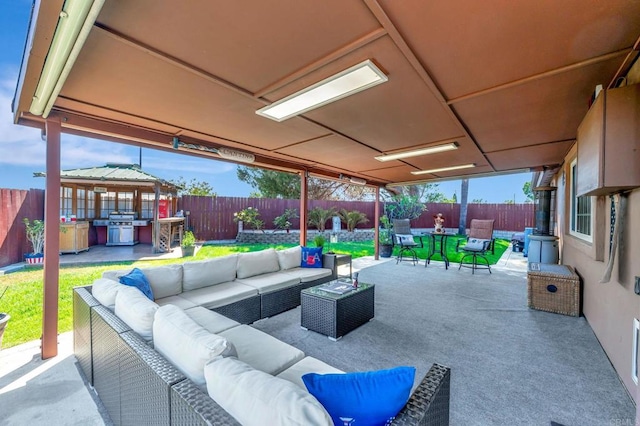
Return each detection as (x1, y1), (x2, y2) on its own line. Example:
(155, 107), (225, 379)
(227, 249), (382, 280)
(0, 247), (591, 426)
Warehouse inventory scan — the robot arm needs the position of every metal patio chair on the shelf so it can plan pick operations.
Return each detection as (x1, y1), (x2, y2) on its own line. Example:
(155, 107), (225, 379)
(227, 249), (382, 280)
(456, 219), (495, 274)
(392, 219), (423, 265)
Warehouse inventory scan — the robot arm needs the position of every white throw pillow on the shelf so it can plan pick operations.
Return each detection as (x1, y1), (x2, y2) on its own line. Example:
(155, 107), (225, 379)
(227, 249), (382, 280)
(205, 357), (332, 426)
(236, 248), (280, 279)
(114, 285), (159, 342)
(92, 277), (123, 310)
(153, 305), (236, 389)
(277, 246), (302, 271)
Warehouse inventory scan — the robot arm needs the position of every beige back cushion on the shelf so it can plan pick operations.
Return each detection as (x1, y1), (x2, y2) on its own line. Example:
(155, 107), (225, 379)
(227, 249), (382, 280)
(205, 357), (332, 426)
(277, 246), (301, 270)
(468, 219), (495, 240)
(103, 264), (183, 299)
(182, 254), (239, 291)
(153, 305), (236, 390)
(236, 249), (280, 279)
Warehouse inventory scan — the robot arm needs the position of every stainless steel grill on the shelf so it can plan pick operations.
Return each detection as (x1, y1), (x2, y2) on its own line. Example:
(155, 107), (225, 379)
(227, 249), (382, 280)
(107, 212), (138, 246)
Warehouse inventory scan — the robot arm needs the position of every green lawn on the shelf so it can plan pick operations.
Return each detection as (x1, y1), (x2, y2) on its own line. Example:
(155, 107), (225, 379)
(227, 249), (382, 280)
(0, 238), (507, 349)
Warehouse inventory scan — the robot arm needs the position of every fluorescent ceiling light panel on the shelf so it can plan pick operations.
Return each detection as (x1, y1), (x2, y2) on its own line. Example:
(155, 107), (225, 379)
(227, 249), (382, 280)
(411, 163), (476, 175)
(374, 143), (458, 162)
(256, 60), (387, 122)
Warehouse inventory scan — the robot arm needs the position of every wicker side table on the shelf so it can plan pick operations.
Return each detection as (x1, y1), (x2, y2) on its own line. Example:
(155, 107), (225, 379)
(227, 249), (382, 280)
(527, 263), (581, 316)
(301, 283), (375, 341)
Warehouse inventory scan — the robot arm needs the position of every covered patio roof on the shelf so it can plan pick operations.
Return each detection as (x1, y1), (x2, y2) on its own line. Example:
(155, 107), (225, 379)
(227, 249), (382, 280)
(13, 1), (640, 187)
(10, 1), (640, 359)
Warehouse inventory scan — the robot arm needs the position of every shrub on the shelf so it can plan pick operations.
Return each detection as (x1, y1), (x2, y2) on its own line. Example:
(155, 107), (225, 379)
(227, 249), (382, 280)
(273, 208), (298, 231)
(181, 230), (196, 248)
(338, 209), (369, 232)
(233, 207), (264, 231)
(384, 194), (426, 221)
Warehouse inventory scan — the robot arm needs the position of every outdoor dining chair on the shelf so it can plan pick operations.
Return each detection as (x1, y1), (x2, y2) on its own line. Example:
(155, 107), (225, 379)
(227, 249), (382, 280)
(456, 219), (495, 274)
(392, 219), (423, 266)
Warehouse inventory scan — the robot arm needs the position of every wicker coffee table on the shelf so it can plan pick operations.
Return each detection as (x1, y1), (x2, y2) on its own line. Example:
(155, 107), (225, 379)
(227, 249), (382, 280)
(301, 282), (375, 341)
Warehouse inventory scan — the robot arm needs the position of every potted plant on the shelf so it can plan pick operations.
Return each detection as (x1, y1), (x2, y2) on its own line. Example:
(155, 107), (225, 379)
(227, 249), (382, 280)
(23, 218), (45, 264)
(181, 230), (196, 257)
(313, 234), (326, 248)
(0, 287), (9, 350)
(378, 215), (394, 258)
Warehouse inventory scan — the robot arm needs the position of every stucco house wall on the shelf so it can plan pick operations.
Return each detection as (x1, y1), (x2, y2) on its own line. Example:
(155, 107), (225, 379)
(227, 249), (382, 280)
(556, 142), (640, 406)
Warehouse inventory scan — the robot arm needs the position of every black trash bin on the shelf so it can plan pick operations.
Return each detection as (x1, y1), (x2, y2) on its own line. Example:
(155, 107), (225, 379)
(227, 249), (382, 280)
(511, 232), (525, 252)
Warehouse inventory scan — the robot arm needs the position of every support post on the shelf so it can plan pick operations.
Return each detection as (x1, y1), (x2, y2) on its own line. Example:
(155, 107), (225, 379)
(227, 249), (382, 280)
(42, 118), (61, 359)
(375, 186), (380, 260)
(299, 171), (308, 246)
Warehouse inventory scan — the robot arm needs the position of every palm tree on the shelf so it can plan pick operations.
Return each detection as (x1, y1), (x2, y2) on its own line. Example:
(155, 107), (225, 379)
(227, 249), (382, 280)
(338, 209), (369, 232)
(307, 207), (337, 231)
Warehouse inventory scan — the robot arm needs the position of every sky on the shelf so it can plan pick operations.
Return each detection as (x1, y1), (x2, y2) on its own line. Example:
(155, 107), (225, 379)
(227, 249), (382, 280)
(0, 1), (531, 202)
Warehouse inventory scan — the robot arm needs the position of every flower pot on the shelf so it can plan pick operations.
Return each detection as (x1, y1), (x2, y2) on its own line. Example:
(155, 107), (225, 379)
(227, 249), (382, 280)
(380, 244), (393, 258)
(182, 246), (195, 257)
(25, 253), (44, 264)
(0, 313), (10, 350)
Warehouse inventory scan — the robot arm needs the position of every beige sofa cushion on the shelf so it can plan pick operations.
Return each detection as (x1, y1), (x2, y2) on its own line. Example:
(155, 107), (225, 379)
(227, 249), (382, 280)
(184, 306), (240, 334)
(155, 295), (197, 310)
(182, 254), (238, 291)
(153, 305), (236, 390)
(114, 285), (159, 342)
(281, 267), (333, 283)
(219, 325), (304, 375)
(276, 356), (344, 389)
(91, 277), (123, 310)
(180, 281), (258, 310)
(236, 249), (280, 279)
(277, 246), (301, 270)
(205, 357), (332, 426)
(103, 264), (183, 299)
(235, 272), (300, 294)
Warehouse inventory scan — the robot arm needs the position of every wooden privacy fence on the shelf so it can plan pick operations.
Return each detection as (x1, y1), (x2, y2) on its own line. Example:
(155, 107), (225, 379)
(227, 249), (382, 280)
(0, 191), (534, 265)
(179, 196), (534, 241)
(0, 188), (45, 266)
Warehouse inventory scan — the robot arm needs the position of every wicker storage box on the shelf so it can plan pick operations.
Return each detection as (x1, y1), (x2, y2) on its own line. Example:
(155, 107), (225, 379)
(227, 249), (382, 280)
(527, 263), (581, 316)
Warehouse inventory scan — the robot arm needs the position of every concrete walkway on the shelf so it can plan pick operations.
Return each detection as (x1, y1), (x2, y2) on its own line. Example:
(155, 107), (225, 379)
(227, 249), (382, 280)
(0, 245), (528, 425)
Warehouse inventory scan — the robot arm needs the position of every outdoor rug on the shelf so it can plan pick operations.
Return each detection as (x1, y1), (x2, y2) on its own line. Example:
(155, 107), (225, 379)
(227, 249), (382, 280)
(252, 260), (635, 426)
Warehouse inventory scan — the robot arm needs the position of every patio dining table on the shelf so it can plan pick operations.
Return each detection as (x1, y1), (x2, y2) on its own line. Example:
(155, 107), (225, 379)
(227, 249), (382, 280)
(423, 231), (456, 269)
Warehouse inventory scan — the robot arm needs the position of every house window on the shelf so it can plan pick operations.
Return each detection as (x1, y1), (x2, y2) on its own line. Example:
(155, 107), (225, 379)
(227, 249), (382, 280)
(87, 190), (95, 219)
(100, 191), (116, 217)
(60, 187), (73, 217)
(118, 191), (134, 212)
(570, 159), (592, 241)
(141, 193), (155, 219)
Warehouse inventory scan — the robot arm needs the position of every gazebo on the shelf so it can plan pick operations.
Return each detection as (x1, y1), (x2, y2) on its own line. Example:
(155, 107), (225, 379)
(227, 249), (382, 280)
(35, 163), (180, 251)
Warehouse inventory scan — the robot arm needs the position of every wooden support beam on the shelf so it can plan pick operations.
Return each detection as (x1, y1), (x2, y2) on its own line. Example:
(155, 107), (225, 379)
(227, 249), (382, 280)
(42, 118), (61, 359)
(299, 172), (308, 246)
(374, 186), (380, 260)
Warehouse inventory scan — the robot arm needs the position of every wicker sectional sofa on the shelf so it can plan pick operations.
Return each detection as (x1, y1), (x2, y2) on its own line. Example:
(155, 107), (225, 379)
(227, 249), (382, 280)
(73, 247), (451, 425)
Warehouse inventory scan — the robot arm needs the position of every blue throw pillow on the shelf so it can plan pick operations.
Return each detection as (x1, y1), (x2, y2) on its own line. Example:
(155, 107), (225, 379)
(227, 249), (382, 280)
(302, 366), (415, 426)
(119, 268), (154, 300)
(301, 246), (323, 268)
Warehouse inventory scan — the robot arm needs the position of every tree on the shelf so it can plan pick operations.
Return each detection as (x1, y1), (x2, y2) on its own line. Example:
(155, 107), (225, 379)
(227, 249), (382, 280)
(170, 177), (217, 196)
(237, 166), (373, 200)
(523, 181), (534, 203)
(387, 183), (446, 203)
(458, 178), (469, 235)
(471, 198), (487, 203)
(307, 207), (337, 231)
(504, 199), (515, 204)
